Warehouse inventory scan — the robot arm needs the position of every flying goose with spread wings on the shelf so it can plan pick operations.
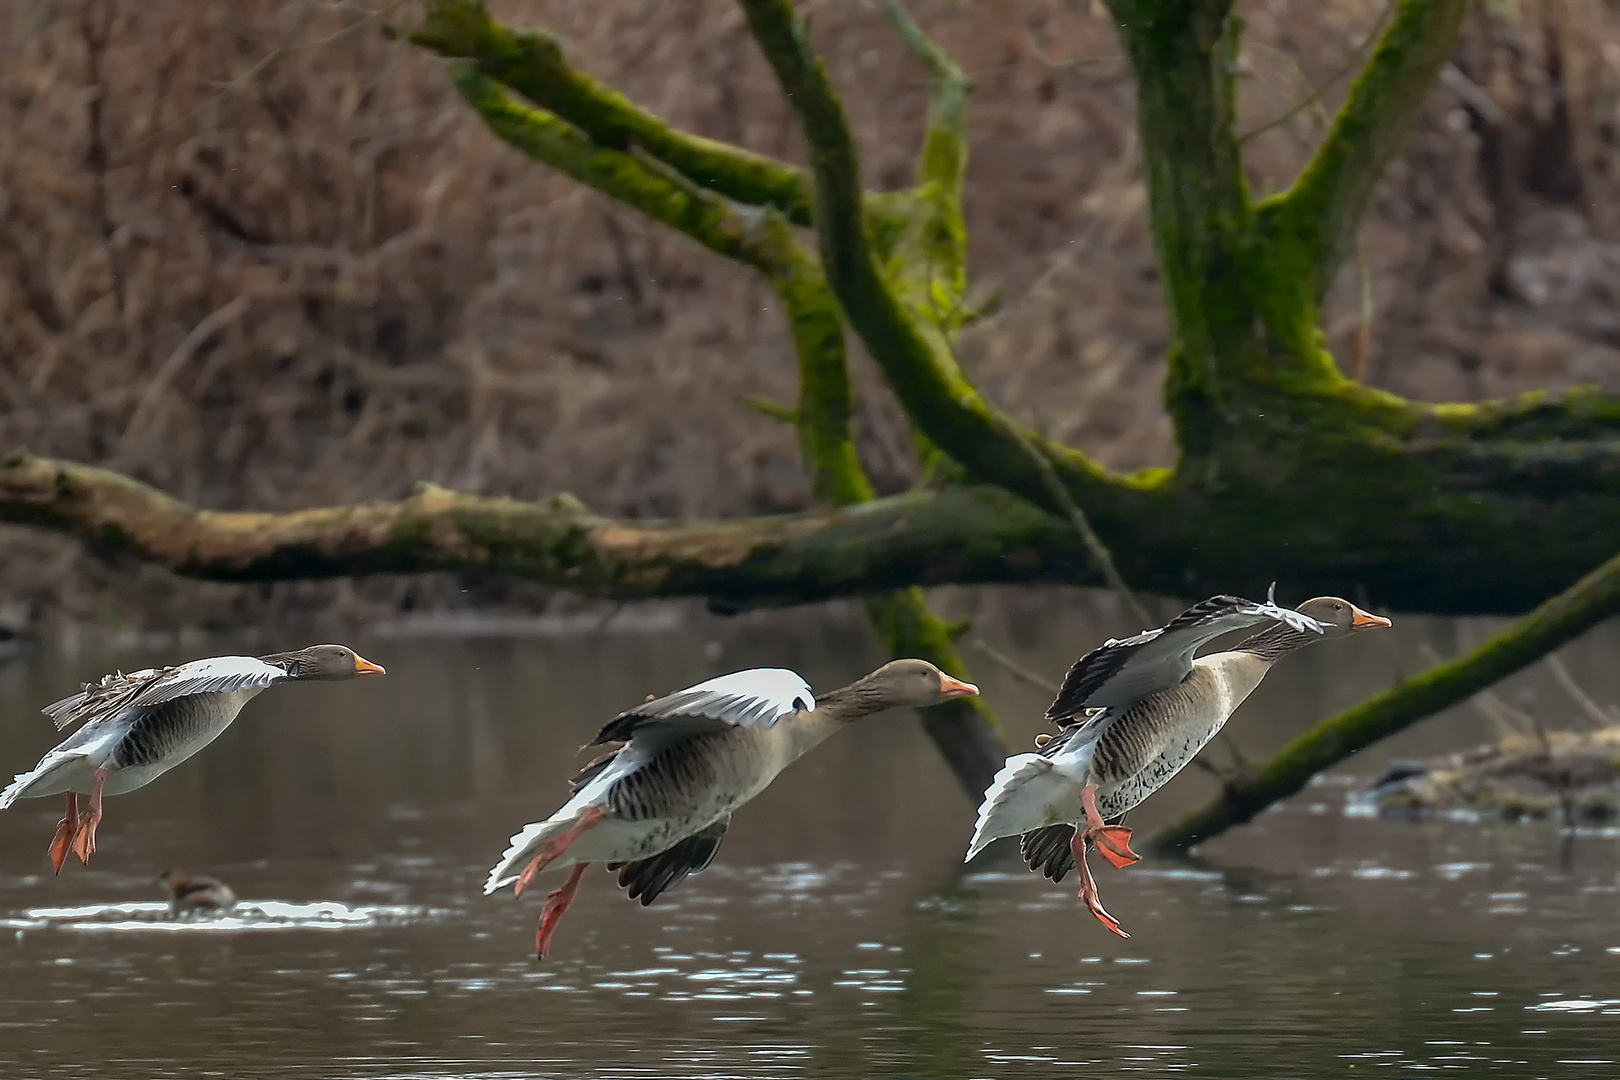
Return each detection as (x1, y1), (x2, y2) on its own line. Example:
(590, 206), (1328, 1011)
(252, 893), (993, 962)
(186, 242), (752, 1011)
(485, 658), (979, 958)
(1, 645), (385, 871)
(966, 594), (1390, 937)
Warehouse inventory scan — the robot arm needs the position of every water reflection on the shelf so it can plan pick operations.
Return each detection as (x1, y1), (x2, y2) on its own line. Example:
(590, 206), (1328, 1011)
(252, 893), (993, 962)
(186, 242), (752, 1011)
(0, 593), (1618, 1077)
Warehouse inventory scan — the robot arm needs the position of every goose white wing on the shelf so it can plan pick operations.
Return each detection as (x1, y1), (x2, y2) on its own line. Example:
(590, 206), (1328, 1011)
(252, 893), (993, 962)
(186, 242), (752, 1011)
(589, 667), (815, 749)
(1047, 595), (1323, 717)
(42, 656), (290, 732)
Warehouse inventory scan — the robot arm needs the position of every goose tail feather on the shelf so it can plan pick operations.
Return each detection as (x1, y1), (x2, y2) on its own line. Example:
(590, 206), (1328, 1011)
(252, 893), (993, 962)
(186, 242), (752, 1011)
(965, 753), (1080, 862)
(0, 751), (81, 811)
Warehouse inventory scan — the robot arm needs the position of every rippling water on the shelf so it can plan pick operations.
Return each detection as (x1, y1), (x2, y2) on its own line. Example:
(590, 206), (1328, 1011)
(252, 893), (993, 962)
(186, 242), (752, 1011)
(1, 595), (1617, 1078)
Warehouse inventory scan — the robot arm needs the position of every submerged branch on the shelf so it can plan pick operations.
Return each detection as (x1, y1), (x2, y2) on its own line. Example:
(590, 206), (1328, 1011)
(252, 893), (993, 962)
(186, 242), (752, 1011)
(1150, 546), (1620, 853)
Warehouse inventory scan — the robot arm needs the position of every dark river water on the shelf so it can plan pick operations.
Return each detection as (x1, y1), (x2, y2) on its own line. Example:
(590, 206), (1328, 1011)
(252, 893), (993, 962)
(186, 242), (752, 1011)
(1, 591), (1617, 1079)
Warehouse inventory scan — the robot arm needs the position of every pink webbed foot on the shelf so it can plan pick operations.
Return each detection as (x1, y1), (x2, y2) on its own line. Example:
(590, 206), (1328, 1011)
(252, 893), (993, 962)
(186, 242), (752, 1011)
(535, 863), (590, 960)
(48, 793), (79, 875)
(514, 806), (606, 898)
(69, 768), (108, 865)
(1072, 829), (1130, 939)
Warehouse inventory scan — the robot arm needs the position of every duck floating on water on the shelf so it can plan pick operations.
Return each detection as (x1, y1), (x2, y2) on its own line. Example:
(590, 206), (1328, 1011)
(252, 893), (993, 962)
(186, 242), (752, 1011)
(158, 870), (237, 916)
(0, 645), (386, 871)
(485, 658), (979, 958)
(966, 593), (1390, 937)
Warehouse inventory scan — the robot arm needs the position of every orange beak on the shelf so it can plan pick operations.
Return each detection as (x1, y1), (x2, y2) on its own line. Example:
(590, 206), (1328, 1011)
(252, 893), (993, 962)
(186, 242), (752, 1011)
(353, 654), (388, 676)
(938, 674), (980, 700)
(1349, 605), (1392, 630)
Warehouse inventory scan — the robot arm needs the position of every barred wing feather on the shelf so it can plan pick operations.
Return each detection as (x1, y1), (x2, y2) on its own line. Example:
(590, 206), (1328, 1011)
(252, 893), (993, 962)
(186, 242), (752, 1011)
(42, 656), (289, 732)
(589, 668), (814, 750)
(1046, 595), (1323, 719)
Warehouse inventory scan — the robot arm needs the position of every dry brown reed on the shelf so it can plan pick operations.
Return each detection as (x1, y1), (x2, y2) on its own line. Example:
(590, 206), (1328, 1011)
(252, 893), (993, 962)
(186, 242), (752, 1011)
(1, 0), (1617, 637)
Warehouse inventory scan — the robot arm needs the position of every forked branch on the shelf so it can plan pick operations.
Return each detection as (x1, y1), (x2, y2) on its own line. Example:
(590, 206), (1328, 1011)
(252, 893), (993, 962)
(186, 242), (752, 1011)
(1259, 0), (1470, 302)
(736, 0), (1129, 543)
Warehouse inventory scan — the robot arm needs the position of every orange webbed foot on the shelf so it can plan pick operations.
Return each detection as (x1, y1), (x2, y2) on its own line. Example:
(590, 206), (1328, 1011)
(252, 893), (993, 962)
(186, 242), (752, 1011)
(1090, 825), (1141, 869)
(47, 800), (78, 875)
(70, 809), (100, 864)
(1080, 887), (1131, 938)
(535, 863), (590, 961)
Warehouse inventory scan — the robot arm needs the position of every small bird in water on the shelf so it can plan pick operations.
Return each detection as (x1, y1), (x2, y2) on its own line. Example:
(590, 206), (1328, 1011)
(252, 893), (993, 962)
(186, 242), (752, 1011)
(484, 658), (980, 959)
(966, 592), (1391, 938)
(0, 645), (386, 871)
(157, 870), (237, 917)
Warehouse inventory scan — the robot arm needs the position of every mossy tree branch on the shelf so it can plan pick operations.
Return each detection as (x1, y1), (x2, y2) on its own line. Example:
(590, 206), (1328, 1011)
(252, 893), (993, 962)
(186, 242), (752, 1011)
(1150, 546), (1620, 853)
(773, 236), (1010, 794)
(735, 0), (1142, 544)
(1259, 0), (1470, 306)
(450, 70), (802, 277)
(410, 0), (814, 225)
(0, 454), (1088, 604)
(1102, 0), (1260, 396)
(741, 0), (1152, 622)
(423, 8), (1007, 795)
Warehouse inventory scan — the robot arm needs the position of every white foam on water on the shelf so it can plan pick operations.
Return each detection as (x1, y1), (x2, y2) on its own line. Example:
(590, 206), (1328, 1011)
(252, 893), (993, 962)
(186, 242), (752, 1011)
(0, 899), (438, 932)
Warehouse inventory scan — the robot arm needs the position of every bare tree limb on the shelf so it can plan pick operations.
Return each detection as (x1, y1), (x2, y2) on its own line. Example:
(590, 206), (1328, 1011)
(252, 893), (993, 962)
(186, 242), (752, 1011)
(1150, 546), (1620, 853)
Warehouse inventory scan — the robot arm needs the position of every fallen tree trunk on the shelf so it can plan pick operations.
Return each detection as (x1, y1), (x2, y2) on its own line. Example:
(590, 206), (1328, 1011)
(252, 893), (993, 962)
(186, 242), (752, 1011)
(1150, 546), (1620, 852)
(10, 444), (1620, 618)
(0, 453), (1076, 608)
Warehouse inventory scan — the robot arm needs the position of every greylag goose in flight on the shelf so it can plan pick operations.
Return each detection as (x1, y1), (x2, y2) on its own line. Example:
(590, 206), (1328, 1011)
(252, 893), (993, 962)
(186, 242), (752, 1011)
(966, 594), (1390, 937)
(485, 658), (979, 958)
(1, 645), (385, 871)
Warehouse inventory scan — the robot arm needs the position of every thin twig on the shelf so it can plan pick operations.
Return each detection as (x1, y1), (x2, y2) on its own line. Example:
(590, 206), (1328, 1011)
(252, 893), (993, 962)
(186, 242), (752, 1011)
(120, 295), (253, 452)
(1006, 422), (1153, 626)
(1353, 235), (1373, 382)
(1544, 653), (1615, 731)
(209, 0), (408, 92)
(1238, 3), (1395, 144)
(970, 636), (1059, 695)
(1419, 641), (1534, 737)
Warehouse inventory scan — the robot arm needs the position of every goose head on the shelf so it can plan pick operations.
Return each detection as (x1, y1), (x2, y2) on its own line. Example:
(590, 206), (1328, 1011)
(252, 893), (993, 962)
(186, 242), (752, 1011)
(856, 659), (980, 710)
(259, 644), (387, 680)
(1294, 597), (1392, 639)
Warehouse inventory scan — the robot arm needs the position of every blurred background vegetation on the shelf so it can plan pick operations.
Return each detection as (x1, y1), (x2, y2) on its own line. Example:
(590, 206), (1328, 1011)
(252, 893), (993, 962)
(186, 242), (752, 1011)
(1, 0), (1617, 637)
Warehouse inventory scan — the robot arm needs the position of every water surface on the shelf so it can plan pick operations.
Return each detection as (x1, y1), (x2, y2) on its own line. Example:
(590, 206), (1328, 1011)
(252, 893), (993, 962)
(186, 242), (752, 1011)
(1, 594), (1617, 1078)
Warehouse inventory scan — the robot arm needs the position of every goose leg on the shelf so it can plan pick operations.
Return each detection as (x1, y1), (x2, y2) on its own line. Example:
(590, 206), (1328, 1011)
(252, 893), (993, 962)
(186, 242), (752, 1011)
(1079, 784), (1140, 869)
(535, 862), (590, 960)
(48, 793), (80, 874)
(514, 806), (606, 898)
(70, 768), (108, 864)
(1071, 829), (1129, 939)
